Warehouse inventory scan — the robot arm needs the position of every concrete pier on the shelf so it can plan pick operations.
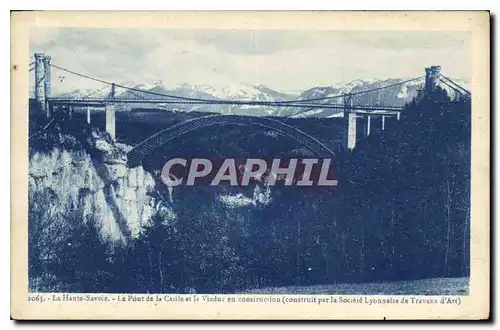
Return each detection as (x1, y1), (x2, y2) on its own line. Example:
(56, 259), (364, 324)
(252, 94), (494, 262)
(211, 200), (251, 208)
(345, 112), (357, 150)
(87, 107), (91, 124)
(365, 115), (371, 136)
(106, 104), (116, 140)
(106, 83), (117, 139)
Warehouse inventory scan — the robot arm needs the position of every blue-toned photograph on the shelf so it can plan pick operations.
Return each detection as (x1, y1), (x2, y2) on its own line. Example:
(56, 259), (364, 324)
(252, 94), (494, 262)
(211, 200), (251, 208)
(28, 28), (471, 295)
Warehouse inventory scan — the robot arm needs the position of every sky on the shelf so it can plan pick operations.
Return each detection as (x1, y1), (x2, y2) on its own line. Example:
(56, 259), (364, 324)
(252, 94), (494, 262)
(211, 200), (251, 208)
(30, 28), (470, 94)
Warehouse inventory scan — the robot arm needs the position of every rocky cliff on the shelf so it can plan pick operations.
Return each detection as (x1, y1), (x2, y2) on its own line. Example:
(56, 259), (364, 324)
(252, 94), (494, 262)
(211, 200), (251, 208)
(29, 128), (156, 244)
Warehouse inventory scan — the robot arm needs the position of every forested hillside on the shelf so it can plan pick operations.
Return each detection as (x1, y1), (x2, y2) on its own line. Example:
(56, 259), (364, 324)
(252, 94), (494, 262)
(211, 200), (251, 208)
(29, 87), (470, 294)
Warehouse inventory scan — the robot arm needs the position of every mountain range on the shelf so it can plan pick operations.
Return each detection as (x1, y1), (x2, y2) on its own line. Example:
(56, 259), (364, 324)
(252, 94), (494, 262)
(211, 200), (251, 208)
(53, 77), (469, 118)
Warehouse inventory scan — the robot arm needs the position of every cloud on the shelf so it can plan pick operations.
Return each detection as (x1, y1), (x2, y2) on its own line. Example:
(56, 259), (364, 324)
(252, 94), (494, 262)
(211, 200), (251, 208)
(181, 30), (314, 55)
(30, 28), (470, 93)
(341, 31), (470, 50)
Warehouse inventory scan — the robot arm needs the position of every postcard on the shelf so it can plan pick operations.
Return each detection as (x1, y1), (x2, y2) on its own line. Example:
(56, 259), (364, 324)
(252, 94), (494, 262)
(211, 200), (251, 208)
(11, 11), (490, 320)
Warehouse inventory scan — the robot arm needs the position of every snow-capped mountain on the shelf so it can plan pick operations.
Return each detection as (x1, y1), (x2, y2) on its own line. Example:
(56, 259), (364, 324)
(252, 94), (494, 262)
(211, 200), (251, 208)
(280, 78), (422, 118)
(172, 83), (294, 101)
(56, 85), (112, 99)
(282, 77), (469, 118)
(165, 83), (295, 115)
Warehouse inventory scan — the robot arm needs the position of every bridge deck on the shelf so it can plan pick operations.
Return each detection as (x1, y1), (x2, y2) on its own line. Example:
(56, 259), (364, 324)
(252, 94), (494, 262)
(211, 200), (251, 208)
(47, 97), (405, 113)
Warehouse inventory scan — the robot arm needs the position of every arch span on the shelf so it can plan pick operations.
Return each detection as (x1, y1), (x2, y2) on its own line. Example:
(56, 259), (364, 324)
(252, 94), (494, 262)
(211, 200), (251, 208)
(127, 115), (336, 166)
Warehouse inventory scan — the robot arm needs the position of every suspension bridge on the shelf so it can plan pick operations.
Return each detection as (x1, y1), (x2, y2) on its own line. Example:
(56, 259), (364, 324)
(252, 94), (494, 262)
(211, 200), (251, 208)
(29, 53), (471, 162)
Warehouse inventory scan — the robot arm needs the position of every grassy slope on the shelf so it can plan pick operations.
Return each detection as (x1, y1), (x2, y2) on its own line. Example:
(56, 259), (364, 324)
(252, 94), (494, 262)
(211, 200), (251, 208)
(242, 277), (469, 295)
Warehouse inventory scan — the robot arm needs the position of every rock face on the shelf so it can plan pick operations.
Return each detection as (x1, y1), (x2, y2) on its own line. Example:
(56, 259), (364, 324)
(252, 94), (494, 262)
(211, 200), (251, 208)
(29, 131), (156, 244)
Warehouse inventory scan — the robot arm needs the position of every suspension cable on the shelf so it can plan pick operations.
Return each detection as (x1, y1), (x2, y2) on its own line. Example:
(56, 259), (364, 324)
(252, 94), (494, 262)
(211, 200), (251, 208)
(440, 75), (470, 95)
(50, 62), (424, 105)
(287, 76), (425, 103)
(439, 78), (464, 96)
(50, 64), (114, 86)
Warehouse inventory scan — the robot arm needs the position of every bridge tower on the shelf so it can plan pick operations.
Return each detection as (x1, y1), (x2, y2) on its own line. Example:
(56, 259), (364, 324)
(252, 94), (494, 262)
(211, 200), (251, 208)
(34, 53), (47, 116)
(42, 55), (52, 117)
(105, 83), (116, 140)
(33, 53), (52, 118)
(343, 93), (357, 150)
(425, 65), (441, 92)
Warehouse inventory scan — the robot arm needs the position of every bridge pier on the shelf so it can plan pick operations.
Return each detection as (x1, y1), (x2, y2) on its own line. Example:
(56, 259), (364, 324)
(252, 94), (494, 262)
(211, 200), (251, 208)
(381, 115), (386, 131)
(87, 107), (91, 124)
(364, 115), (371, 136)
(106, 104), (116, 140)
(345, 111), (357, 150)
(343, 94), (357, 151)
(105, 83), (117, 140)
